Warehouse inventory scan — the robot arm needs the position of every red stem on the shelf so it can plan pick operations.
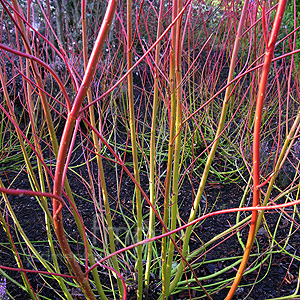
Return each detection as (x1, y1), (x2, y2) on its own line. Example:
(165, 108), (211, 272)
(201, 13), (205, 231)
(0, 43), (71, 110)
(52, 1), (117, 298)
(86, 197), (300, 274)
(0, 187), (62, 202)
(0, 265), (76, 279)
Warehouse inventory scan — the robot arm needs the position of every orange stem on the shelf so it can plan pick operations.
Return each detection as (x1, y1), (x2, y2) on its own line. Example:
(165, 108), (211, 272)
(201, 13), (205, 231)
(225, 0), (288, 298)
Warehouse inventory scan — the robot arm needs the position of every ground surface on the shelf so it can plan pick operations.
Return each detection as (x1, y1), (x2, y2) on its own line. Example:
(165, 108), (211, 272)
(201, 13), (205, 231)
(0, 74), (300, 300)
(1, 161), (300, 300)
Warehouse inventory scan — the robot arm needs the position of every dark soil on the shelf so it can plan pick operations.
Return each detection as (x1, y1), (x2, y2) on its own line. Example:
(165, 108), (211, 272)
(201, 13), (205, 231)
(1, 74), (300, 300)
(1, 159), (300, 300)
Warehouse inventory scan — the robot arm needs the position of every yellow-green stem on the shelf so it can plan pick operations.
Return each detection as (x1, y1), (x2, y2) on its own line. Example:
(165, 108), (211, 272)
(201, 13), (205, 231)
(0, 199), (37, 299)
(255, 106), (300, 235)
(167, 0), (249, 295)
(145, 0), (164, 291)
(82, 2), (119, 296)
(0, 179), (73, 299)
(161, 1), (177, 296)
(127, 0), (143, 298)
(164, 0), (183, 295)
(1, 58), (73, 300)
